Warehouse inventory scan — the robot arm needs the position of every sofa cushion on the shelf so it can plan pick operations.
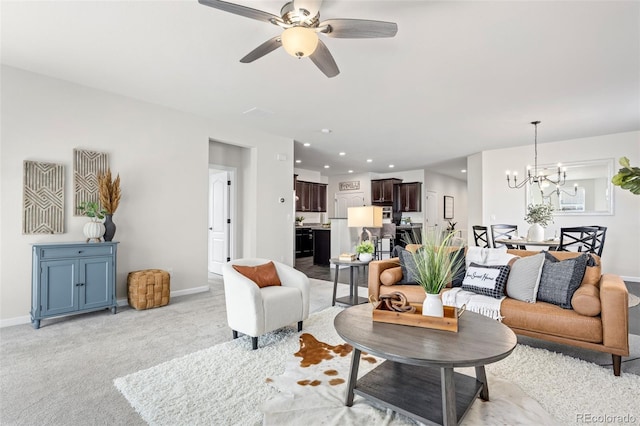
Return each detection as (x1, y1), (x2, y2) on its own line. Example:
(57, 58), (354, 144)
(537, 252), (589, 309)
(449, 248), (466, 287)
(380, 266), (403, 286)
(232, 261), (281, 288)
(501, 298), (602, 343)
(571, 283), (601, 316)
(462, 263), (510, 299)
(466, 246), (517, 268)
(505, 253), (545, 303)
(398, 247), (420, 285)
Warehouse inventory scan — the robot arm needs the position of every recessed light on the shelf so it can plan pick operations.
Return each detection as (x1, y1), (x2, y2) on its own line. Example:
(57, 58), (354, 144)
(321, 128), (332, 134)
(366, 159), (373, 163)
(461, 169), (467, 173)
(348, 170), (354, 173)
(324, 165), (330, 169)
(295, 160), (301, 163)
(339, 152), (346, 156)
(389, 164), (395, 168)
(303, 143), (311, 147)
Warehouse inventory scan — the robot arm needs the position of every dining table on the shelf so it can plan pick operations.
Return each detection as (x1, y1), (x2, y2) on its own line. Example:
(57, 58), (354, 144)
(494, 237), (560, 250)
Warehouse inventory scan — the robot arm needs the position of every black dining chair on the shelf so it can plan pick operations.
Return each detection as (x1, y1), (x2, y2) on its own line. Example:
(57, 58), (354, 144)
(558, 226), (599, 253)
(490, 224), (523, 249)
(589, 225), (607, 257)
(472, 225), (491, 248)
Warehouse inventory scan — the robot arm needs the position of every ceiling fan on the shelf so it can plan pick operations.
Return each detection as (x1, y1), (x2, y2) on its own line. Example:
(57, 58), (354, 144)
(198, 0), (398, 78)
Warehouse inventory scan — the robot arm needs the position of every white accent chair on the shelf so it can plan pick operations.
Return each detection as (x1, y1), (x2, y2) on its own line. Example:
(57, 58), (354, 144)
(222, 258), (310, 350)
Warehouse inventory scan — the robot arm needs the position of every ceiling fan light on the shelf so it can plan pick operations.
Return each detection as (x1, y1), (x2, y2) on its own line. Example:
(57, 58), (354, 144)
(281, 27), (318, 58)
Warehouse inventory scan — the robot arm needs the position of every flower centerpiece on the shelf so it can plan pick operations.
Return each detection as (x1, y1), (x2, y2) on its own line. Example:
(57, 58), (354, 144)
(524, 203), (554, 242)
(355, 240), (375, 262)
(98, 168), (121, 242)
(78, 201), (106, 242)
(409, 229), (464, 317)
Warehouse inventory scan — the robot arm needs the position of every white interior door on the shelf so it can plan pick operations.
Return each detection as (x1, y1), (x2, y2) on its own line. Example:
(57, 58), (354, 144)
(335, 192), (365, 217)
(425, 190), (439, 234)
(209, 170), (229, 275)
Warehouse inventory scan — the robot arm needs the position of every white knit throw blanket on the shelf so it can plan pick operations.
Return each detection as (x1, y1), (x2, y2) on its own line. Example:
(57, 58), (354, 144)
(442, 287), (505, 321)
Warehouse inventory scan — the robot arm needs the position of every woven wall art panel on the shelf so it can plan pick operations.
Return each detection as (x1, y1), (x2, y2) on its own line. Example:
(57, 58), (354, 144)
(23, 161), (65, 234)
(74, 149), (109, 216)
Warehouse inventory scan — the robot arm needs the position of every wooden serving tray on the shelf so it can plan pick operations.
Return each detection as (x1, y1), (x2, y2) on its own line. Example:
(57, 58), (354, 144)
(372, 302), (460, 332)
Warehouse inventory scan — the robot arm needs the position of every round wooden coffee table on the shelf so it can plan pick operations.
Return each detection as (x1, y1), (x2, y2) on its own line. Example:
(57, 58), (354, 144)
(334, 304), (517, 426)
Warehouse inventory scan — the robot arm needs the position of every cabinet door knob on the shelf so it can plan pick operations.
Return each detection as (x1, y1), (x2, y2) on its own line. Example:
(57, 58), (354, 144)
(78, 250), (83, 254)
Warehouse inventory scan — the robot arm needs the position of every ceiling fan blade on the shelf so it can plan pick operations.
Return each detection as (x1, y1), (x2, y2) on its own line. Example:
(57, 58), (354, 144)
(309, 39), (339, 78)
(320, 19), (398, 38)
(240, 36), (282, 63)
(198, 0), (282, 24)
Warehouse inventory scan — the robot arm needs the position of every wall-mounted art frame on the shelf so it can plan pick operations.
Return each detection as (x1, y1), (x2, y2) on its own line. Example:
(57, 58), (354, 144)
(73, 149), (108, 216)
(339, 181), (360, 191)
(443, 195), (454, 219)
(23, 161), (65, 234)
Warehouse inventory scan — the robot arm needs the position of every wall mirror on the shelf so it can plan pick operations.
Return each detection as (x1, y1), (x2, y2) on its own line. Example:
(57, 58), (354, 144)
(526, 159), (614, 215)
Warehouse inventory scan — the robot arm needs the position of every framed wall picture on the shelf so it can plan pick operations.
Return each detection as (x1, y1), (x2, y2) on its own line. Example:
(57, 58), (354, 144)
(444, 196), (454, 219)
(23, 161), (65, 234)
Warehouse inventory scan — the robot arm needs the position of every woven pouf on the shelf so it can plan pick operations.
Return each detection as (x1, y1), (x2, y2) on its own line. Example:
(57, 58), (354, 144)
(127, 269), (170, 310)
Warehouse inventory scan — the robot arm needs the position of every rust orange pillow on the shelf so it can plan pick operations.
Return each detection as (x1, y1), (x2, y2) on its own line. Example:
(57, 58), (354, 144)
(232, 262), (282, 288)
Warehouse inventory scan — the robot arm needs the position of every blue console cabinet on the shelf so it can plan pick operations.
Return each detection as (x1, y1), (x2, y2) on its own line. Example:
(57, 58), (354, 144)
(31, 242), (118, 329)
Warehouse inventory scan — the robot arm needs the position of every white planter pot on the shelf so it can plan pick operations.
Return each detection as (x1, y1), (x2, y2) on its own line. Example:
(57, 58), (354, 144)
(83, 221), (105, 242)
(527, 223), (545, 242)
(358, 253), (373, 262)
(422, 293), (444, 317)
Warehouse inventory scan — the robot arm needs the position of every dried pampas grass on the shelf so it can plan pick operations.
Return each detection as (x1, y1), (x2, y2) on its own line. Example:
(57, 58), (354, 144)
(98, 168), (121, 214)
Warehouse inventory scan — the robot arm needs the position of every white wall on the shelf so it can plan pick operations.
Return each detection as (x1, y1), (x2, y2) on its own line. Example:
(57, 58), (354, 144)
(0, 66), (294, 324)
(327, 172), (373, 217)
(424, 171), (469, 240)
(470, 131), (640, 278)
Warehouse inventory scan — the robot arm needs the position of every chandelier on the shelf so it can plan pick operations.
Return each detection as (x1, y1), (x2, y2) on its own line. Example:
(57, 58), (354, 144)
(506, 121), (576, 198)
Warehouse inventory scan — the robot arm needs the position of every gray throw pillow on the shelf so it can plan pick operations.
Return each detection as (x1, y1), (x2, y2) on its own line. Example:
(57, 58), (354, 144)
(505, 253), (545, 303)
(537, 252), (589, 309)
(462, 263), (510, 299)
(398, 247), (420, 285)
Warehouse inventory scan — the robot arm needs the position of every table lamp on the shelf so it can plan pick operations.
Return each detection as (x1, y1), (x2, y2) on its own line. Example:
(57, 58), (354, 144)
(348, 206), (383, 244)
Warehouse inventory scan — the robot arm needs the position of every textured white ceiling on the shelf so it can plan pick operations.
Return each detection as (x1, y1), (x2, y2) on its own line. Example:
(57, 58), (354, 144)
(2, 0), (639, 180)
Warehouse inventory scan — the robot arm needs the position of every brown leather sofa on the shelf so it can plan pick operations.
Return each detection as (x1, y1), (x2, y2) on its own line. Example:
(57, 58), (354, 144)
(368, 247), (630, 376)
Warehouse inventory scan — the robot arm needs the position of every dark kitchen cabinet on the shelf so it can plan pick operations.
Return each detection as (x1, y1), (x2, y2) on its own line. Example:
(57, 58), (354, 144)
(295, 180), (327, 212)
(371, 178), (402, 205)
(396, 182), (422, 212)
(313, 229), (330, 265)
(295, 228), (313, 258)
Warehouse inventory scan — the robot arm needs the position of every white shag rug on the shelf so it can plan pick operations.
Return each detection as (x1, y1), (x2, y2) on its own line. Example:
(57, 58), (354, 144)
(114, 306), (640, 426)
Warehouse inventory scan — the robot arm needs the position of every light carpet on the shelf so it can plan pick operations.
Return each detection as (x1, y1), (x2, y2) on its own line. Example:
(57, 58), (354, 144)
(115, 306), (640, 426)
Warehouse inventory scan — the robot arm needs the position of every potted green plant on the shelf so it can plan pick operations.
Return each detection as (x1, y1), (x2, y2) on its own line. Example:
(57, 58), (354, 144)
(78, 201), (106, 242)
(355, 240), (375, 262)
(295, 216), (305, 226)
(524, 203), (554, 242)
(409, 229), (464, 317)
(612, 157), (640, 195)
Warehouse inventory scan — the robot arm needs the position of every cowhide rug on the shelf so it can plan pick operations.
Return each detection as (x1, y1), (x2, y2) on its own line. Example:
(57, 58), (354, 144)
(262, 333), (556, 425)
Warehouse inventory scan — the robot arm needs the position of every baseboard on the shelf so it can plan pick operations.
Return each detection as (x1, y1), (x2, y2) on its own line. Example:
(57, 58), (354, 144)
(621, 275), (640, 283)
(1, 285), (211, 328)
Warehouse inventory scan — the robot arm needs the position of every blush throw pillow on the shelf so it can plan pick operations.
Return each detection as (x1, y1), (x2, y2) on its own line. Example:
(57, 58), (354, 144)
(537, 252), (589, 309)
(232, 261), (282, 288)
(505, 253), (545, 303)
(462, 263), (511, 299)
